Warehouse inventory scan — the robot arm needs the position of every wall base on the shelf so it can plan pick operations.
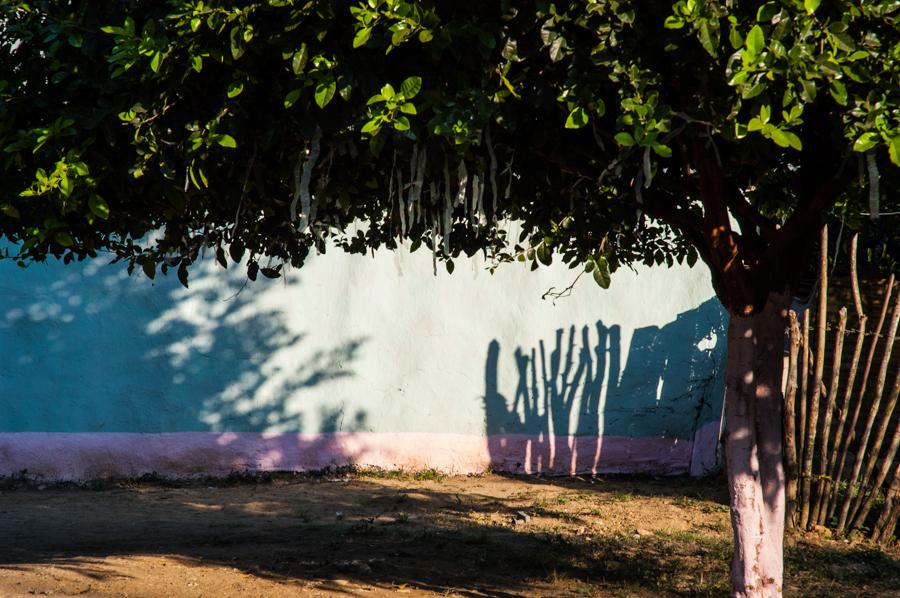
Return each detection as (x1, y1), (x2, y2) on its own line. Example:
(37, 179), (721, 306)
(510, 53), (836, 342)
(0, 427), (720, 480)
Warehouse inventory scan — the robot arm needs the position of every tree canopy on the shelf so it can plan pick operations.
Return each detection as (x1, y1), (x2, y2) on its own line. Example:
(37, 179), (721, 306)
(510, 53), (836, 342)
(5, 3), (900, 595)
(1, 0), (898, 309)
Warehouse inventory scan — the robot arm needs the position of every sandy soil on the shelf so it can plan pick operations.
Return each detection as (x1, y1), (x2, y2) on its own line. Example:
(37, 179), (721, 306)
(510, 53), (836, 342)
(0, 472), (896, 597)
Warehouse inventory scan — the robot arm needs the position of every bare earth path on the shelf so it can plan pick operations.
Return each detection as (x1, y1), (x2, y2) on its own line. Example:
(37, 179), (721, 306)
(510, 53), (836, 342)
(0, 472), (896, 597)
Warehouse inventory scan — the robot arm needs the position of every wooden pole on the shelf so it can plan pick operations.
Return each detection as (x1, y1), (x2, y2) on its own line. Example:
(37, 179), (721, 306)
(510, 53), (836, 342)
(837, 285), (900, 533)
(812, 307), (847, 525)
(785, 311), (801, 528)
(829, 274), (895, 522)
(847, 297), (900, 528)
(850, 367), (900, 532)
(871, 461), (899, 544)
(800, 225), (828, 530)
(799, 309), (811, 503)
(821, 236), (867, 524)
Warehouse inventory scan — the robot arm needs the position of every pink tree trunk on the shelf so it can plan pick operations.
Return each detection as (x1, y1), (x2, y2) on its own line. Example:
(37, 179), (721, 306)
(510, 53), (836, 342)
(724, 290), (789, 597)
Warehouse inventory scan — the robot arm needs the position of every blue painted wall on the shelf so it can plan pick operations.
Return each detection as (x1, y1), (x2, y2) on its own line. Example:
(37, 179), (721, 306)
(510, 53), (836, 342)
(1, 247), (727, 443)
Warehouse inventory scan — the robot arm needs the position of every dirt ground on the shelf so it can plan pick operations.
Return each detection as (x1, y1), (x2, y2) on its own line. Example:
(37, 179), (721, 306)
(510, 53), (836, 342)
(0, 472), (896, 598)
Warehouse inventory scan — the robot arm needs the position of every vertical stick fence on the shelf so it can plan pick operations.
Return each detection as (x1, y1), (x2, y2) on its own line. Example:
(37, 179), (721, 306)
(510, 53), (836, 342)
(783, 227), (898, 545)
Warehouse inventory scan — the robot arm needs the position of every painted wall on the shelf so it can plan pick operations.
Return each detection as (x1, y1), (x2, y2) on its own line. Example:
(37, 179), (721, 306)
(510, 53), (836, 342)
(0, 241), (727, 480)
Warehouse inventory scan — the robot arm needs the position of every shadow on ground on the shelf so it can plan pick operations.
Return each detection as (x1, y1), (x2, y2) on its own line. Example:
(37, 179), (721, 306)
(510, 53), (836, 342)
(0, 474), (896, 597)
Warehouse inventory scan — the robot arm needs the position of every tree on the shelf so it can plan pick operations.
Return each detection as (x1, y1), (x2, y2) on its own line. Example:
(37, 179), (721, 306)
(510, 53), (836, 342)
(2, 1), (899, 595)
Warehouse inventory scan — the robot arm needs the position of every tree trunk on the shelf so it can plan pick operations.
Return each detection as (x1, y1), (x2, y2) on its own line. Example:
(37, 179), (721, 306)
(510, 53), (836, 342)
(724, 290), (790, 598)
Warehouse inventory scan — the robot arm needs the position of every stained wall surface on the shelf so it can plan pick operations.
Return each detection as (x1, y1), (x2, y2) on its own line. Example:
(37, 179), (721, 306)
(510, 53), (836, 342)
(0, 245), (727, 479)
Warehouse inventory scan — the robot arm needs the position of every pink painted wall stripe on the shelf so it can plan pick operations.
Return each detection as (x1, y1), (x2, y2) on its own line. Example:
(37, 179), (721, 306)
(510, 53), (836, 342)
(0, 424), (720, 480)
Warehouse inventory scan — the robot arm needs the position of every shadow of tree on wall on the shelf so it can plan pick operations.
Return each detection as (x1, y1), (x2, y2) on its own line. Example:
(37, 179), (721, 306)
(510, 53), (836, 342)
(0, 256), (367, 473)
(483, 298), (728, 475)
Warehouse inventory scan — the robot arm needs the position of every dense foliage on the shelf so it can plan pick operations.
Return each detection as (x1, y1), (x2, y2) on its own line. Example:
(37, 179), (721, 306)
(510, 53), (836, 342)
(1, 0), (898, 308)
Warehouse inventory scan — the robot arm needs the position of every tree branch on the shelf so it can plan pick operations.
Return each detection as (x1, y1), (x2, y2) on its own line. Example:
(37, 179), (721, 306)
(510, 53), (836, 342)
(726, 191), (777, 241)
(691, 134), (755, 313)
(759, 168), (852, 290)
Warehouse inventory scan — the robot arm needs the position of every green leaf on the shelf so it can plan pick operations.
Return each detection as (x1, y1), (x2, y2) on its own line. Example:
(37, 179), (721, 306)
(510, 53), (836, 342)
(230, 27), (244, 60)
(418, 30), (434, 43)
(742, 81), (766, 99)
(536, 244), (552, 266)
(227, 82), (243, 98)
(783, 131), (802, 150)
(400, 76), (422, 99)
(338, 78), (353, 101)
(284, 89), (302, 108)
(177, 263), (189, 288)
(361, 119), (380, 135)
(216, 134), (237, 148)
(393, 116), (411, 131)
(652, 144), (673, 158)
(799, 79), (817, 102)
(592, 257), (611, 289)
(889, 137), (900, 166)
(747, 117), (765, 132)
(565, 106), (589, 129)
(1, 204), (20, 218)
(142, 258), (156, 280)
(229, 241), (246, 263)
(380, 83), (396, 100)
(768, 128), (802, 150)
(698, 21), (717, 57)
(746, 25), (764, 58)
(756, 4), (778, 22)
(548, 36), (566, 62)
(663, 16), (684, 29)
(315, 79), (337, 108)
(829, 80), (848, 106)
(55, 232), (74, 247)
(728, 70), (749, 86)
(614, 132), (636, 146)
(768, 127), (790, 147)
(150, 51), (163, 73)
(853, 131), (880, 153)
(292, 44), (309, 74)
(399, 103), (417, 115)
(353, 27), (372, 48)
(804, 0), (821, 13)
(88, 194), (110, 220)
(729, 26), (743, 50)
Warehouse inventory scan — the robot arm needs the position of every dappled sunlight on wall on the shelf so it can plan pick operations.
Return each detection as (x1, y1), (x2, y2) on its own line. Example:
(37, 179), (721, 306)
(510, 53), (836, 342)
(0, 256), (367, 436)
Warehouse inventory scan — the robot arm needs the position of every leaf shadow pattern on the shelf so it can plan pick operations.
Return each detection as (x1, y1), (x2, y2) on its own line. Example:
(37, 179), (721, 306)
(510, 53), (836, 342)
(0, 256), (368, 472)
